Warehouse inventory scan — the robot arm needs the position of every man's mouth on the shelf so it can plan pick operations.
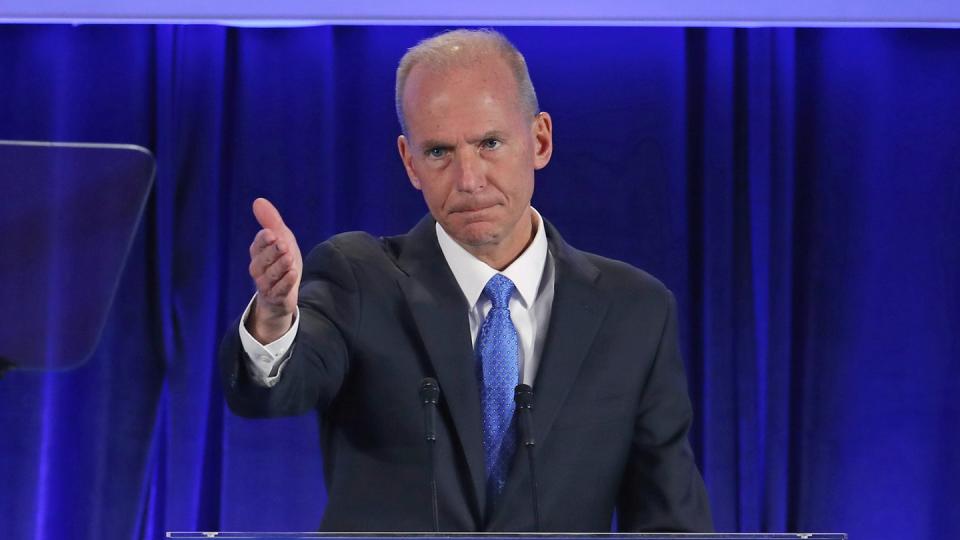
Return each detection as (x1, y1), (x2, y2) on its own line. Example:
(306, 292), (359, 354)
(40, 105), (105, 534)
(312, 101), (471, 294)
(451, 202), (499, 214)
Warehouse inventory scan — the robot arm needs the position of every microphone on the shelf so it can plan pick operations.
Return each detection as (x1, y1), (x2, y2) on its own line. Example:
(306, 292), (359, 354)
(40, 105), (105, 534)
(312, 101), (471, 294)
(419, 377), (441, 532)
(0, 356), (14, 379)
(514, 384), (541, 532)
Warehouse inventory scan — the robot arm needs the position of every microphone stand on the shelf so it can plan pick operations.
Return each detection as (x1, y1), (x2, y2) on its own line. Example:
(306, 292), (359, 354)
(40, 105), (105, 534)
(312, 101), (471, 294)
(515, 384), (541, 532)
(419, 377), (441, 532)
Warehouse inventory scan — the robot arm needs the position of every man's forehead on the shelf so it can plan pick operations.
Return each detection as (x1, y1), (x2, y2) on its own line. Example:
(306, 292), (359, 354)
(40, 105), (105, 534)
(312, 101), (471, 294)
(405, 104), (518, 147)
(403, 58), (517, 106)
(402, 61), (523, 139)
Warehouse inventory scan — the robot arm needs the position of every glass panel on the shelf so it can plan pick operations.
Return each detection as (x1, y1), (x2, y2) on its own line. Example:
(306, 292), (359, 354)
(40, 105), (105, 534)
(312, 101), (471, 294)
(0, 140), (155, 371)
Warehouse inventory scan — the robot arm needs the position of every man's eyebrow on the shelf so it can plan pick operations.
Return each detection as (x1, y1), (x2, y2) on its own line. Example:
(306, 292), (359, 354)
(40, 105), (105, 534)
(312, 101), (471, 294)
(419, 139), (453, 151)
(418, 131), (508, 151)
(467, 131), (507, 144)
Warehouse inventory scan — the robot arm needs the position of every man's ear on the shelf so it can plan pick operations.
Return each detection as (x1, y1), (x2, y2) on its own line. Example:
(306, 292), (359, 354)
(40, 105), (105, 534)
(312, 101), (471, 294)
(397, 135), (422, 190)
(532, 112), (553, 170)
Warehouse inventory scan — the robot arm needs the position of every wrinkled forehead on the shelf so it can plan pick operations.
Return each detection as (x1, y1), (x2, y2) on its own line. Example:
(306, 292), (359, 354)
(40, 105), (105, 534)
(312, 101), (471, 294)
(401, 59), (526, 140)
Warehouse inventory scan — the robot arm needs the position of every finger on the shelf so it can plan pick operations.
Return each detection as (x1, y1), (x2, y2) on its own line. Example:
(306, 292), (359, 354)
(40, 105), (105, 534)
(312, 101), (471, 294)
(249, 228), (278, 259)
(252, 252), (296, 296)
(254, 270), (286, 301)
(249, 240), (289, 278)
(252, 198), (286, 231)
(268, 268), (299, 302)
(257, 267), (298, 311)
(263, 251), (295, 283)
(254, 274), (274, 299)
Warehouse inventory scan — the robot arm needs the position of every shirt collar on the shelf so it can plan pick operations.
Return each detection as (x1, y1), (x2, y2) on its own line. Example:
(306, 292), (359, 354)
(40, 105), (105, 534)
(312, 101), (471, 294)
(435, 207), (548, 309)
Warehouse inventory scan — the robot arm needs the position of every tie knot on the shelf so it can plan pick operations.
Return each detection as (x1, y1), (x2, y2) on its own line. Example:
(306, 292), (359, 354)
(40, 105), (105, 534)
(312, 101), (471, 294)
(483, 274), (515, 309)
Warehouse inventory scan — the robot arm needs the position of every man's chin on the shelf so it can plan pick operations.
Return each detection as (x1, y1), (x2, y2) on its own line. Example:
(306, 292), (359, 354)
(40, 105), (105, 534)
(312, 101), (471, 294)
(446, 222), (500, 249)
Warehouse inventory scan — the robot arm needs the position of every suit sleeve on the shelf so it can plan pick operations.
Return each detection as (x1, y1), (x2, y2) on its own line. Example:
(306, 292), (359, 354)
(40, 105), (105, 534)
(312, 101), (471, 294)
(616, 289), (714, 532)
(218, 238), (361, 418)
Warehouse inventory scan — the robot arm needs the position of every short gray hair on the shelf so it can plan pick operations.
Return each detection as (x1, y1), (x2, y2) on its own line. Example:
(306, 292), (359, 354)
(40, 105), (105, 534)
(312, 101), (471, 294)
(395, 29), (540, 134)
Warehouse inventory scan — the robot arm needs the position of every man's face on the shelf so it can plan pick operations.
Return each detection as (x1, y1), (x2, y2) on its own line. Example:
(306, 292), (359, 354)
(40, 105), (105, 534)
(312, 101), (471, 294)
(397, 56), (552, 265)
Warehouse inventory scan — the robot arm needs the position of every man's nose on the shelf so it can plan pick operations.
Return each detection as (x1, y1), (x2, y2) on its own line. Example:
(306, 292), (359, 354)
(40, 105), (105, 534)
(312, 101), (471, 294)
(454, 147), (486, 193)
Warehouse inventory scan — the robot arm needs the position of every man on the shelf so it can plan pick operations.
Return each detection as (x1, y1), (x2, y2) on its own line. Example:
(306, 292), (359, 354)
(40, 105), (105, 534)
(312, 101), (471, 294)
(220, 29), (713, 532)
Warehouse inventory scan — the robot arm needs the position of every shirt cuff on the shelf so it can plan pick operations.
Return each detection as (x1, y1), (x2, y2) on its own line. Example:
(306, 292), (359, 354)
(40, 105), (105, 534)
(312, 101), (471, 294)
(238, 293), (300, 387)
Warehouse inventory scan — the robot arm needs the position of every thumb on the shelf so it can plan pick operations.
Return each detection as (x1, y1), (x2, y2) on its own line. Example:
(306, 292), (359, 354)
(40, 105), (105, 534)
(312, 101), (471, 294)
(252, 198), (286, 231)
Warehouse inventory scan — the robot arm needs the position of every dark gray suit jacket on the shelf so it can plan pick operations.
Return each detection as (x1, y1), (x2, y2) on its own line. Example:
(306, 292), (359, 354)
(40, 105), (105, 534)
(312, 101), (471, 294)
(219, 215), (712, 532)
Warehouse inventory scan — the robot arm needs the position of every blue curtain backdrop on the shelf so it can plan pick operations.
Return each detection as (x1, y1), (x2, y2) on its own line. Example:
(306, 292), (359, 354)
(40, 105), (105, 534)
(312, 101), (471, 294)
(1, 24), (958, 540)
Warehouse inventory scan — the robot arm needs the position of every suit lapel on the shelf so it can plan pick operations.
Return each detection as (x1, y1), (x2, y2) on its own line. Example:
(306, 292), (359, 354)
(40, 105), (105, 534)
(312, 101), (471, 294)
(530, 220), (607, 448)
(396, 216), (488, 520)
(489, 220), (609, 529)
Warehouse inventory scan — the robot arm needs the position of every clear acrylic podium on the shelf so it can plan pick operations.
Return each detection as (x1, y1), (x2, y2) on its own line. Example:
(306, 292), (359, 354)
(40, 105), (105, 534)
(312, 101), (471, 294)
(165, 534), (846, 539)
(0, 139), (155, 376)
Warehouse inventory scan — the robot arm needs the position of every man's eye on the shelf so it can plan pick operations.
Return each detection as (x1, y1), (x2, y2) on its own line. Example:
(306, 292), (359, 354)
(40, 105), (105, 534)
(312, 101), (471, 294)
(427, 148), (447, 159)
(481, 139), (501, 150)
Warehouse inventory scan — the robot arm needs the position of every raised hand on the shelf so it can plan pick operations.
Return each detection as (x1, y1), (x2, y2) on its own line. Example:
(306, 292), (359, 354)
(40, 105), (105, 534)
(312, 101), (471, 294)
(246, 198), (303, 343)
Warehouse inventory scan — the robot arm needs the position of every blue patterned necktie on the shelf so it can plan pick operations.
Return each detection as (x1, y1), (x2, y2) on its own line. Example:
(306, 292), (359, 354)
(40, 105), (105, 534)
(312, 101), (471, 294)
(476, 273), (520, 509)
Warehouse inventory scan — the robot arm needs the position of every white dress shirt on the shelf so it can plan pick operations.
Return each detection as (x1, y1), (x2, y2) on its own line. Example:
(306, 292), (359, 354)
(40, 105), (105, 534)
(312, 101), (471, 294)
(239, 208), (555, 387)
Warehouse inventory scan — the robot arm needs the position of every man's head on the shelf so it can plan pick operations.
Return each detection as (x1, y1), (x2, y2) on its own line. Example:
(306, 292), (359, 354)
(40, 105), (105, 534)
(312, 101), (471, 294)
(395, 29), (540, 135)
(395, 29), (553, 269)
